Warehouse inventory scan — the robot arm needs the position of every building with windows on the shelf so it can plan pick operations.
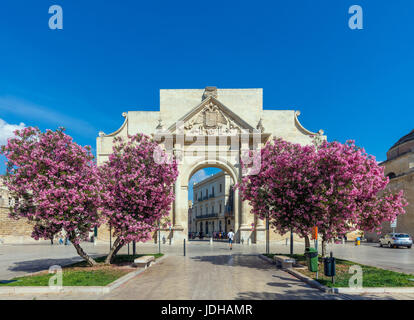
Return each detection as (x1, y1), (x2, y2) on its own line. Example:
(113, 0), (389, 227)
(366, 129), (414, 241)
(189, 171), (235, 237)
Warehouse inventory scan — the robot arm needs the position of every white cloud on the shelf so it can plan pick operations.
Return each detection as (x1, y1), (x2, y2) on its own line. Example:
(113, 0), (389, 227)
(189, 169), (209, 186)
(0, 96), (96, 137)
(0, 118), (25, 146)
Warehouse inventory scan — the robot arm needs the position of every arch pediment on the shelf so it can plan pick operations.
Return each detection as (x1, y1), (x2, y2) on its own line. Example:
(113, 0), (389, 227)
(167, 96), (255, 136)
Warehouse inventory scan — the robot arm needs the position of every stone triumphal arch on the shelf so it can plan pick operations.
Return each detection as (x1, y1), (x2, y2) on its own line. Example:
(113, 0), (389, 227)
(96, 87), (324, 244)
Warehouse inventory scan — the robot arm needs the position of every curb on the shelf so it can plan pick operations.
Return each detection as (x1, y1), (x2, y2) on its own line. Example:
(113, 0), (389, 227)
(257, 254), (275, 265)
(0, 254), (168, 295)
(258, 254), (414, 295)
(284, 264), (414, 294)
(284, 267), (331, 293)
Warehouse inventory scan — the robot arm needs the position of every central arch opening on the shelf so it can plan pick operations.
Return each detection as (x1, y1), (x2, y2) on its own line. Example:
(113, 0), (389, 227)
(187, 166), (236, 242)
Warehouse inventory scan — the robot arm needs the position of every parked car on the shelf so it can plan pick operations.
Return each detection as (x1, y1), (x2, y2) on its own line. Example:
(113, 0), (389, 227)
(379, 233), (412, 248)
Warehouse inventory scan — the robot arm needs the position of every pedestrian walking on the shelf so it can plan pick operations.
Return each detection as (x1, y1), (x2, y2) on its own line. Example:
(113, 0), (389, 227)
(228, 229), (235, 250)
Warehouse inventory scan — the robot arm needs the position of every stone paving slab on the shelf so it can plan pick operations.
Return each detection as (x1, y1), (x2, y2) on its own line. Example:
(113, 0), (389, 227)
(102, 254), (343, 300)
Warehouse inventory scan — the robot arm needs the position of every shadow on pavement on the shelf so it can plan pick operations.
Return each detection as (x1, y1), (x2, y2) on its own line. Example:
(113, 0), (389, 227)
(235, 288), (343, 300)
(7, 254), (104, 274)
(190, 254), (274, 271)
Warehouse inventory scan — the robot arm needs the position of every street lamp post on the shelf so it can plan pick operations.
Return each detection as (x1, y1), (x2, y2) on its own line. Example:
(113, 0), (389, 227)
(290, 228), (293, 255)
(158, 220), (161, 254)
(266, 213), (270, 255)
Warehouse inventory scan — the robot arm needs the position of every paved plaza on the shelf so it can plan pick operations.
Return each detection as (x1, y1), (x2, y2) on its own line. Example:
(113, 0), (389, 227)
(0, 241), (414, 300)
(104, 251), (341, 300)
(2, 240), (414, 280)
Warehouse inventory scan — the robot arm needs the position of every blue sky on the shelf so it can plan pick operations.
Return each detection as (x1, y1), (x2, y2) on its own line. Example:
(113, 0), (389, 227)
(1, 0), (414, 182)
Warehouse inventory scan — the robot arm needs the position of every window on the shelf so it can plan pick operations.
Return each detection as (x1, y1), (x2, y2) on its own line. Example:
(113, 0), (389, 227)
(219, 203), (222, 213)
(395, 234), (410, 238)
(220, 184), (222, 192)
(387, 172), (396, 179)
(228, 220), (230, 225)
(212, 186), (215, 196)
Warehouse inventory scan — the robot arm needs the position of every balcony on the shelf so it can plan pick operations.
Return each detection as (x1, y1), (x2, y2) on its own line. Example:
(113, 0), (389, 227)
(196, 193), (215, 202)
(195, 212), (218, 219)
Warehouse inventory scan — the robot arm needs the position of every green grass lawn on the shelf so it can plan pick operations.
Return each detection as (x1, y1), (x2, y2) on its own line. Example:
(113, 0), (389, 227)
(264, 253), (414, 288)
(0, 253), (163, 287)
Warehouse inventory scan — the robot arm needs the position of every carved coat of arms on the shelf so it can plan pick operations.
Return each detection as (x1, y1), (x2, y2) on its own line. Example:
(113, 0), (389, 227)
(184, 102), (240, 135)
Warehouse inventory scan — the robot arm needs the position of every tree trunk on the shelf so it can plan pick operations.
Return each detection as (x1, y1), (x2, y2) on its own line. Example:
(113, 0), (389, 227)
(304, 235), (310, 249)
(105, 237), (124, 264)
(70, 237), (97, 266)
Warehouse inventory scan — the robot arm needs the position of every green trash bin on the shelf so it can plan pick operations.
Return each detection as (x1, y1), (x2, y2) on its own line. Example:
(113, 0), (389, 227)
(305, 247), (318, 272)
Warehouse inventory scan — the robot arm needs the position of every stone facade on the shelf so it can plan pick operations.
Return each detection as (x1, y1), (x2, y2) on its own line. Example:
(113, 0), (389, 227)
(0, 176), (35, 243)
(96, 87), (325, 244)
(366, 129), (414, 242)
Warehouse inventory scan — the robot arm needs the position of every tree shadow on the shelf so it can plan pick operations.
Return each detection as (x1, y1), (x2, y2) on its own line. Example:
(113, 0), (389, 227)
(271, 273), (303, 283)
(265, 282), (292, 288)
(6, 254), (104, 274)
(190, 254), (275, 271)
(236, 288), (345, 300)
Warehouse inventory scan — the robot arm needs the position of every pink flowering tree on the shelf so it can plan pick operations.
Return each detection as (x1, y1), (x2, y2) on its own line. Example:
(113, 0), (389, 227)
(100, 133), (178, 264)
(1, 127), (103, 266)
(239, 138), (407, 256)
(313, 140), (407, 255)
(238, 138), (321, 247)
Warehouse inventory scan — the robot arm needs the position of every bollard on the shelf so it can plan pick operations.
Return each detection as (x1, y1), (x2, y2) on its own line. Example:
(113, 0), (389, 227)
(184, 239), (186, 256)
(210, 237), (213, 245)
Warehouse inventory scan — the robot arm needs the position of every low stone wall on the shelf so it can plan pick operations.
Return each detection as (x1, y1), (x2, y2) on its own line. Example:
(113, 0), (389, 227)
(0, 207), (35, 244)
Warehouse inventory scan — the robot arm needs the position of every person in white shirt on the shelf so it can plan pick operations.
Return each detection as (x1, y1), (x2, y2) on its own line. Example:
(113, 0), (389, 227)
(227, 229), (235, 250)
